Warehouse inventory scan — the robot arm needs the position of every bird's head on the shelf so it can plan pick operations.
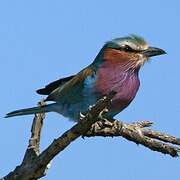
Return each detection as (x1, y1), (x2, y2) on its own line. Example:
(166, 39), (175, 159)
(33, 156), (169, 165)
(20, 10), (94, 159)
(95, 35), (166, 69)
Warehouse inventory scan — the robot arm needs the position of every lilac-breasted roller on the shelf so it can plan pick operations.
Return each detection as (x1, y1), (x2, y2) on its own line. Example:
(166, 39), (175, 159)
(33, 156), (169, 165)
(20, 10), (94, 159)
(5, 35), (166, 121)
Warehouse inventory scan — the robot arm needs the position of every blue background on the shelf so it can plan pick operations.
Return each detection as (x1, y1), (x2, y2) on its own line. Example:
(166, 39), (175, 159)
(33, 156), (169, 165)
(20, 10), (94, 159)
(1, 1), (180, 179)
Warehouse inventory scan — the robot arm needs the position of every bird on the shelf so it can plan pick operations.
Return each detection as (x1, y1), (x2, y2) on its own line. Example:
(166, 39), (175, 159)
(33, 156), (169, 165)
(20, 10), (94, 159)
(5, 35), (166, 121)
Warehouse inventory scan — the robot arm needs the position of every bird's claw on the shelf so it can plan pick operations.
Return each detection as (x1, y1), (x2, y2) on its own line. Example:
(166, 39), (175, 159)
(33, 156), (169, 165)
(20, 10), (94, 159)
(88, 105), (93, 111)
(79, 112), (86, 120)
(98, 108), (109, 120)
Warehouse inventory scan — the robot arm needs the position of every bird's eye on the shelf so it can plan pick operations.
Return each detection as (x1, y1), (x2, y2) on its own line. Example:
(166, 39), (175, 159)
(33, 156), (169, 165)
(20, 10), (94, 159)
(113, 44), (134, 52)
(122, 45), (133, 52)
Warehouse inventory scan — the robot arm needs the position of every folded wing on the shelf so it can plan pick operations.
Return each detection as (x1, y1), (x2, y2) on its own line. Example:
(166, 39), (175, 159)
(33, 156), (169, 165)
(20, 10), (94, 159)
(36, 75), (75, 95)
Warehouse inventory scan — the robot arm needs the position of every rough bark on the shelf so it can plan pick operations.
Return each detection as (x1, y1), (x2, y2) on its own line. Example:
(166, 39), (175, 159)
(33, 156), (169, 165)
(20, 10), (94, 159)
(1, 93), (180, 180)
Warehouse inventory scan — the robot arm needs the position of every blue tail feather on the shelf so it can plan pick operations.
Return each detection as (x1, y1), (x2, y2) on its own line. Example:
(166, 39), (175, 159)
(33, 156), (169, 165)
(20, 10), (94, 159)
(5, 103), (58, 118)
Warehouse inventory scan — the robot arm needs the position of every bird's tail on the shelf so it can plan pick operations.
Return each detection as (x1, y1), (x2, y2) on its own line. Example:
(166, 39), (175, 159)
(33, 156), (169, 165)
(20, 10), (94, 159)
(5, 103), (58, 118)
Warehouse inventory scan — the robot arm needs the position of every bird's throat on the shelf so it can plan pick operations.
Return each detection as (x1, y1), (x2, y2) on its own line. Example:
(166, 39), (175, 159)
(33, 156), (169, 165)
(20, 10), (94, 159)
(95, 56), (140, 112)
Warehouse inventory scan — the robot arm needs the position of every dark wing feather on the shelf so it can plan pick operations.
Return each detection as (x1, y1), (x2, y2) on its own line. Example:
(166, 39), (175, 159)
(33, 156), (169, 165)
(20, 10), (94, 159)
(45, 66), (95, 102)
(36, 75), (75, 95)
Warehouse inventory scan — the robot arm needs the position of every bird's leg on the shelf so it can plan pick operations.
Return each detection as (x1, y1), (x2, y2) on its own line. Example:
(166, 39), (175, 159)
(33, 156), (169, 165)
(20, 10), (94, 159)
(98, 107), (109, 119)
(94, 108), (114, 128)
(79, 104), (96, 121)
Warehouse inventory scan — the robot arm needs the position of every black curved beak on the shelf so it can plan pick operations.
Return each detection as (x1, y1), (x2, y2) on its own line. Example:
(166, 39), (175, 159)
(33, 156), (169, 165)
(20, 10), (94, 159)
(142, 47), (166, 57)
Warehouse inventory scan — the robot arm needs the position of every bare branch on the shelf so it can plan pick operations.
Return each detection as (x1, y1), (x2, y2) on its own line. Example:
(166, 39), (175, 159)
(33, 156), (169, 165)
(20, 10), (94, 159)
(1, 92), (180, 180)
(143, 129), (180, 145)
(2, 92), (116, 180)
(85, 120), (180, 157)
(2, 100), (46, 180)
(23, 100), (45, 161)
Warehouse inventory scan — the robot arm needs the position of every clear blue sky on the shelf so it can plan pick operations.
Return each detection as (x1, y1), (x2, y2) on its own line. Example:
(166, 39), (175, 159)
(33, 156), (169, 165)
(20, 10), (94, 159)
(1, 0), (180, 179)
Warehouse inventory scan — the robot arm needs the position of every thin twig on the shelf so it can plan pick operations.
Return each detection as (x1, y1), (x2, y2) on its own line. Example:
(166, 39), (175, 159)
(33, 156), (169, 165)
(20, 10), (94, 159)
(85, 120), (180, 157)
(2, 92), (116, 180)
(2, 93), (180, 180)
(2, 100), (46, 180)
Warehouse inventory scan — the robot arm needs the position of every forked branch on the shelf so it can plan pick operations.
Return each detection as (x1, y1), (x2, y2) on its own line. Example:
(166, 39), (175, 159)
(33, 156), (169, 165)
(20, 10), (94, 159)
(2, 92), (180, 180)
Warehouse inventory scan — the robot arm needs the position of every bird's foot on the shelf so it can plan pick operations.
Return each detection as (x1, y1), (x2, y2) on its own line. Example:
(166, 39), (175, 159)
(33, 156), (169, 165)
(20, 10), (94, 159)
(88, 105), (93, 111)
(79, 112), (86, 120)
(98, 108), (109, 119)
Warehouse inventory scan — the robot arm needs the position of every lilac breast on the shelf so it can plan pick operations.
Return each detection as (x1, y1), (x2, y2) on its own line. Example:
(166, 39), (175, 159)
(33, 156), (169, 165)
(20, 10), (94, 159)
(95, 61), (140, 115)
